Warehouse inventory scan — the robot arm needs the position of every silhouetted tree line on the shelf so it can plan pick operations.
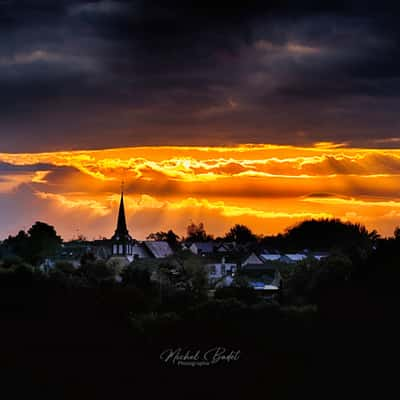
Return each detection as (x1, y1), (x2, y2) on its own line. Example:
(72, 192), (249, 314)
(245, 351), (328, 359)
(1, 217), (400, 310)
(260, 218), (379, 254)
(1, 221), (62, 266)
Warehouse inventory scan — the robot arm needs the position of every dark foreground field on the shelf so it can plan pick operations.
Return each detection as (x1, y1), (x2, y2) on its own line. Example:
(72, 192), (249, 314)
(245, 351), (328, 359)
(1, 283), (398, 399)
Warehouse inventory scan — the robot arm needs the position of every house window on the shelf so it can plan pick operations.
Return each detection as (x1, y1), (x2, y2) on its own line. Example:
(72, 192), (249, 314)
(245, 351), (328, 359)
(209, 265), (216, 275)
(119, 244), (123, 254)
(113, 244), (117, 254)
(221, 265), (226, 275)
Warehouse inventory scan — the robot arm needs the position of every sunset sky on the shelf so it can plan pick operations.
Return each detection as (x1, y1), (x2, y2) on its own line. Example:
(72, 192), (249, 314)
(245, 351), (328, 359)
(1, 1), (400, 240)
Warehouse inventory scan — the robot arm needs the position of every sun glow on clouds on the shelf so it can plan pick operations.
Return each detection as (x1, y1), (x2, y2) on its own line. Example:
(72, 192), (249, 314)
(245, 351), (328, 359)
(35, 192), (109, 217)
(1, 144), (400, 239)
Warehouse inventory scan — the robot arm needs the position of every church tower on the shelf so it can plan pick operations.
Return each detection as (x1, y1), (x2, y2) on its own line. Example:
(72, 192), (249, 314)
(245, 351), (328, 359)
(111, 187), (134, 256)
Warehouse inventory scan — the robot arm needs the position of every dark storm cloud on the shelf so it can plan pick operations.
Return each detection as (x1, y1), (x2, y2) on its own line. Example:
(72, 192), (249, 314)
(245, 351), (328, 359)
(0, 161), (53, 171)
(1, 1), (400, 151)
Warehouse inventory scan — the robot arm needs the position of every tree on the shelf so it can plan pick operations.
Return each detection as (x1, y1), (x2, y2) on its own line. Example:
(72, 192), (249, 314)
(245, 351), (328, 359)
(156, 253), (208, 301)
(394, 226), (400, 240)
(224, 224), (257, 244)
(81, 260), (115, 285)
(0, 255), (25, 270)
(27, 222), (62, 265)
(285, 259), (317, 304)
(214, 286), (258, 305)
(2, 222), (62, 265)
(2, 230), (30, 260)
(364, 236), (400, 293)
(181, 256), (208, 299)
(281, 218), (379, 256)
(317, 254), (353, 283)
(231, 274), (251, 288)
(54, 261), (76, 275)
(186, 222), (212, 242)
(80, 252), (96, 267)
(147, 229), (180, 250)
(285, 254), (353, 304)
(121, 265), (152, 290)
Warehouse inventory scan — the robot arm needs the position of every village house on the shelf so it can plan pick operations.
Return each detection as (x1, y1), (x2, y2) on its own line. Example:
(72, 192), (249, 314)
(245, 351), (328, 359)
(240, 262), (282, 295)
(188, 241), (215, 256)
(206, 256), (237, 287)
(214, 242), (236, 253)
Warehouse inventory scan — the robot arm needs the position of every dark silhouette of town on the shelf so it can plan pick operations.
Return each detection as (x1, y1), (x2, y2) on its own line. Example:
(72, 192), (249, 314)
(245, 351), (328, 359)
(1, 191), (399, 398)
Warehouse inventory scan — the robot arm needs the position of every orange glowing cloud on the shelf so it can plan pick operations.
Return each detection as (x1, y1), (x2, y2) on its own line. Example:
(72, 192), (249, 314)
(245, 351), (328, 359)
(1, 144), (400, 239)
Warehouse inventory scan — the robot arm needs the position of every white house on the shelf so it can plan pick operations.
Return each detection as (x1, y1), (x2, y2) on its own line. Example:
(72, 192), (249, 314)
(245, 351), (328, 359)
(206, 257), (237, 286)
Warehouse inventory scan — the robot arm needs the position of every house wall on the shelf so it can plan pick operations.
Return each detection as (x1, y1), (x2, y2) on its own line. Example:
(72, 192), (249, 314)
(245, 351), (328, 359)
(189, 243), (198, 255)
(208, 263), (236, 279)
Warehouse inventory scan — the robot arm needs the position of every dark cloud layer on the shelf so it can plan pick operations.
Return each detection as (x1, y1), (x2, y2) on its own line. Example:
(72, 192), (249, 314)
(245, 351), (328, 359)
(1, 0), (400, 151)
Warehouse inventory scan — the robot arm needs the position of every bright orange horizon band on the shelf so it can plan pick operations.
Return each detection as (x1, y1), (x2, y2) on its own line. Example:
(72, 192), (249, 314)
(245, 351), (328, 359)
(1, 143), (400, 240)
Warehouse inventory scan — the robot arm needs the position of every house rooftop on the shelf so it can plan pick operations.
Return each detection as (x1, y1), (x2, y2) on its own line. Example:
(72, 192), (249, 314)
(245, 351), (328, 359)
(191, 241), (215, 253)
(143, 241), (174, 258)
(260, 254), (282, 262)
(285, 253), (308, 262)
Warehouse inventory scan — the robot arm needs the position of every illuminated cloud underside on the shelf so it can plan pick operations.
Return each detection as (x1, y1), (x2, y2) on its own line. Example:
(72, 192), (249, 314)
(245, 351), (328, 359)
(1, 144), (400, 239)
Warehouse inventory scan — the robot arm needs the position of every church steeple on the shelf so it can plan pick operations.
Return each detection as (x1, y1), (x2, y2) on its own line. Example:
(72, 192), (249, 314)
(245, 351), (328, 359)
(115, 190), (128, 236)
(111, 182), (134, 256)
